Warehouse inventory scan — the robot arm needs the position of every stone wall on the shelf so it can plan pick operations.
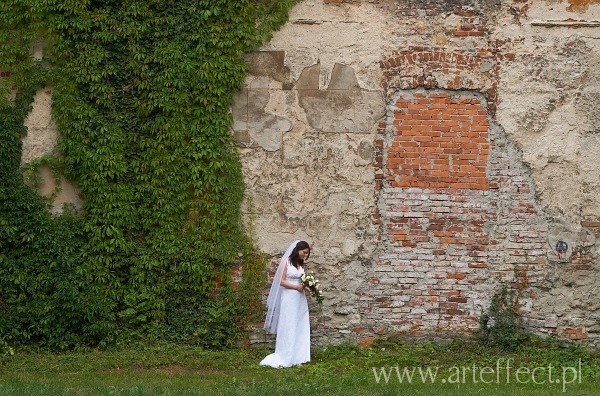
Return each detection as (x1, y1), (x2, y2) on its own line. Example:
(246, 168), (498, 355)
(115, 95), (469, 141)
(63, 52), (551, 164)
(237, 0), (600, 347)
(11, 0), (600, 347)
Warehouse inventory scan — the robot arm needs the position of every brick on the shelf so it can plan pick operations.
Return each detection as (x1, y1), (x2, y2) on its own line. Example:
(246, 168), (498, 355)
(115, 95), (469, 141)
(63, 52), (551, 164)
(449, 297), (468, 303)
(360, 336), (376, 348)
(581, 220), (600, 228)
(563, 327), (588, 340)
(368, 46), (548, 339)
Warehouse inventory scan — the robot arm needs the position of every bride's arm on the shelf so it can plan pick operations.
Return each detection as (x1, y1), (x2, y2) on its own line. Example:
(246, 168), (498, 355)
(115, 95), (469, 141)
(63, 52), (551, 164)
(279, 263), (304, 291)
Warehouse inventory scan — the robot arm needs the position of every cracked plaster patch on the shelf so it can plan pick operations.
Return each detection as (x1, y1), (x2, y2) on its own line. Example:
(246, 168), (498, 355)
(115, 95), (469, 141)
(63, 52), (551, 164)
(296, 62), (384, 133)
(547, 220), (596, 262)
(232, 88), (292, 152)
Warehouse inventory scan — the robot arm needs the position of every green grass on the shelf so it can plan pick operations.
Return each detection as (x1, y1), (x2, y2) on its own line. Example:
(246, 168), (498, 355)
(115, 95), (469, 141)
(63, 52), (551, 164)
(1, 338), (599, 395)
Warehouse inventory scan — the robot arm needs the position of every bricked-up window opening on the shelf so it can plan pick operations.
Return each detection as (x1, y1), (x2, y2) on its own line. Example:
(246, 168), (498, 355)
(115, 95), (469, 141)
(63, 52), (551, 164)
(388, 91), (490, 190)
(368, 89), (497, 336)
(366, 45), (549, 339)
(383, 91), (492, 253)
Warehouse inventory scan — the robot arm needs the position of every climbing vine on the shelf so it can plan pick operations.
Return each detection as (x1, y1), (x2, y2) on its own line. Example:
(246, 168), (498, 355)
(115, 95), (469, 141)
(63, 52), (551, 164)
(0, 0), (294, 349)
(478, 281), (529, 351)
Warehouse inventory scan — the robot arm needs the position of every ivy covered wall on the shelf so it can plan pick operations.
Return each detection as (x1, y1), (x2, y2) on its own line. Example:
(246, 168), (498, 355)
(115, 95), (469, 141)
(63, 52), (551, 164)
(0, 0), (295, 349)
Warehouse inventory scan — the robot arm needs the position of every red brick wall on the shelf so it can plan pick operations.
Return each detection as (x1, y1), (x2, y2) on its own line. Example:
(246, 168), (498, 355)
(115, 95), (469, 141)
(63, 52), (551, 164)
(360, 47), (547, 340)
(389, 92), (489, 190)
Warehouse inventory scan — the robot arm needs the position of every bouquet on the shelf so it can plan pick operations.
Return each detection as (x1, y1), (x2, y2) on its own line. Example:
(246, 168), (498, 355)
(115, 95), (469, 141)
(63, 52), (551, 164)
(301, 272), (324, 305)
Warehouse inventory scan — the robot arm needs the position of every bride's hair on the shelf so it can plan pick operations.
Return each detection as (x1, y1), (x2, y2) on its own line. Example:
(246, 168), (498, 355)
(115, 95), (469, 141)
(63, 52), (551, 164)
(289, 240), (310, 268)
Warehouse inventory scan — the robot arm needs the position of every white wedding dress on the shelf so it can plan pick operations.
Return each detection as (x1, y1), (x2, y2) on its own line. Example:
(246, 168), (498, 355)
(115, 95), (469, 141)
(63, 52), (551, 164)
(260, 261), (311, 368)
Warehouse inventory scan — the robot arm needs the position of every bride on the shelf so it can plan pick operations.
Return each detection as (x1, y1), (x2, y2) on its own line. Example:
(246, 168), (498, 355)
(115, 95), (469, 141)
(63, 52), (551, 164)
(260, 240), (311, 368)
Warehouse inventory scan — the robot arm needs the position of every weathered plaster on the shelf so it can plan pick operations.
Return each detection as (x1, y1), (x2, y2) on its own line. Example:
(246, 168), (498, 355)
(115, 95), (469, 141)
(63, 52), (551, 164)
(21, 88), (83, 213)
(237, 0), (600, 347)
(21, 89), (58, 164)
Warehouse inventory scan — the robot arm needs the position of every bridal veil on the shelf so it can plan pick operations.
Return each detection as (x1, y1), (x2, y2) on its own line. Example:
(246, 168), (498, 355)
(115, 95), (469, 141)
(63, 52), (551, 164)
(263, 240), (300, 334)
